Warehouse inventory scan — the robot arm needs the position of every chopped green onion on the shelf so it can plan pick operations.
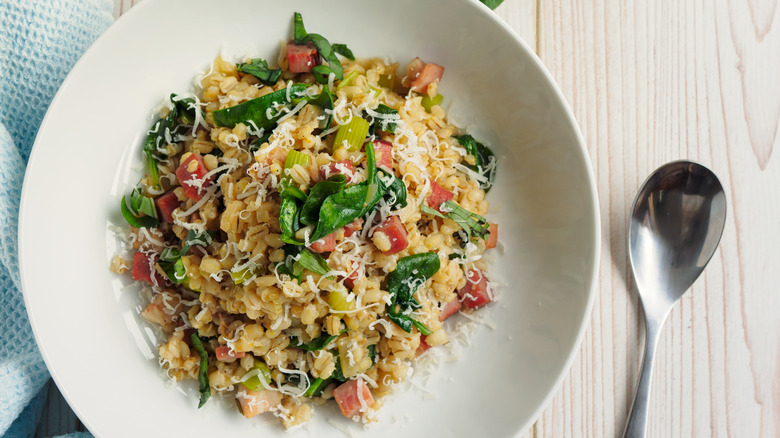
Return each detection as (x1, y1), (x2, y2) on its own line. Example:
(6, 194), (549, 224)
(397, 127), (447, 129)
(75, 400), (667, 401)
(241, 361), (273, 391)
(421, 93), (444, 112)
(440, 200), (491, 241)
(337, 70), (359, 90)
(333, 116), (369, 151)
(190, 333), (211, 408)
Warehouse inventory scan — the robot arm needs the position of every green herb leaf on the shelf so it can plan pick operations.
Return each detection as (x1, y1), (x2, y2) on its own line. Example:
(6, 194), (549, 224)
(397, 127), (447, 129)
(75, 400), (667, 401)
(292, 12), (352, 84)
(213, 83), (309, 129)
(385, 253), (440, 334)
(479, 0), (505, 9)
(377, 169), (408, 211)
(454, 134), (497, 192)
(291, 329), (345, 351)
(120, 188), (159, 228)
(304, 377), (332, 397)
(296, 248), (331, 277)
(144, 95), (201, 189)
(300, 175), (347, 226)
(190, 333), (211, 408)
(279, 192), (305, 245)
(441, 200), (490, 241)
(368, 104), (399, 134)
(237, 58), (283, 85)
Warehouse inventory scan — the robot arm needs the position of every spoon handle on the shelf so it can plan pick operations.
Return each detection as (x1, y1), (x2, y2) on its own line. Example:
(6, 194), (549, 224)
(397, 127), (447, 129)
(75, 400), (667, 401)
(623, 314), (665, 438)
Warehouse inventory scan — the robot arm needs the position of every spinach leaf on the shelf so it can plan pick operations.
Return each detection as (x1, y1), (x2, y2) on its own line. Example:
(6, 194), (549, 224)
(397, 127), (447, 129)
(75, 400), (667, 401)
(279, 191), (305, 245)
(309, 142), (381, 241)
(158, 229), (213, 284)
(190, 333), (211, 408)
(479, 0), (505, 9)
(367, 104), (399, 134)
(299, 175), (347, 226)
(213, 83), (308, 129)
(120, 188), (159, 228)
(292, 12), (352, 84)
(307, 86), (334, 129)
(291, 329), (345, 351)
(454, 134), (497, 192)
(331, 354), (347, 382)
(331, 43), (355, 61)
(304, 377), (332, 397)
(385, 252), (440, 334)
(377, 170), (408, 212)
(237, 58), (283, 85)
(144, 94), (201, 189)
(296, 248), (331, 277)
(440, 200), (490, 241)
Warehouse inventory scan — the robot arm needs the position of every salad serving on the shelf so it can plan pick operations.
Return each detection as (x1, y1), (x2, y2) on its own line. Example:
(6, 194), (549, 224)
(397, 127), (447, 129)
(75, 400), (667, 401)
(112, 13), (499, 429)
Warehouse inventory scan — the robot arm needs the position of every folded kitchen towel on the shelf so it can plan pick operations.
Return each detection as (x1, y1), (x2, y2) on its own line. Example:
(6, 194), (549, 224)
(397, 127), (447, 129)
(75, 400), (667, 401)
(0, 0), (113, 436)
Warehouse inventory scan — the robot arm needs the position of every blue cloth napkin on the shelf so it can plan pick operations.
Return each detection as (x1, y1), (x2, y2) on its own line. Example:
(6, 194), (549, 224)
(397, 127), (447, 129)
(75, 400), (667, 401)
(0, 0), (113, 436)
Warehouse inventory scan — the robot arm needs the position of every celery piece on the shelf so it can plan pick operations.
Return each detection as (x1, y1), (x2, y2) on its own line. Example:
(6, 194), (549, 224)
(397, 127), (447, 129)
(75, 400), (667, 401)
(328, 286), (353, 313)
(281, 149), (311, 185)
(241, 361), (273, 391)
(421, 93), (444, 112)
(378, 72), (395, 90)
(231, 269), (253, 285)
(333, 116), (369, 151)
(337, 70), (359, 90)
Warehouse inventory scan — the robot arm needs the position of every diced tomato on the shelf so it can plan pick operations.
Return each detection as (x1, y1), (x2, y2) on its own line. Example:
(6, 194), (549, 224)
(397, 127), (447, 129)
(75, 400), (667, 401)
(403, 57), (426, 88)
(176, 153), (213, 201)
(457, 269), (493, 310)
(215, 345), (245, 362)
(155, 191), (180, 223)
(416, 335), (432, 356)
(485, 222), (498, 249)
(309, 232), (336, 253)
(286, 41), (320, 73)
(320, 160), (355, 181)
(131, 252), (167, 286)
(372, 140), (393, 172)
(439, 297), (462, 321)
(237, 388), (283, 419)
(410, 63), (445, 94)
(373, 215), (408, 255)
(427, 180), (454, 213)
(333, 378), (375, 418)
(343, 219), (363, 238)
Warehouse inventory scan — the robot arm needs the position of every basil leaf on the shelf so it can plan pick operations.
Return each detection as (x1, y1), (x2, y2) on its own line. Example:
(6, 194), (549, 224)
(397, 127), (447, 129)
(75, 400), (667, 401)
(421, 204), (447, 219)
(237, 58), (283, 85)
(385, 253), (441, 334)
(213, 83), (309, 129)
(479, 0), (505, 9)
(190, 333), (211, 408)
(158, 258), (187, 284)
(299, 175), (347, 226)
(454, 134), (497, 192)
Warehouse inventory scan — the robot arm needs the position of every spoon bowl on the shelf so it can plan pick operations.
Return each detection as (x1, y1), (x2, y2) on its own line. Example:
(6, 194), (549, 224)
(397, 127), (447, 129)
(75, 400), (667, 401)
(624, 161), (727, 438)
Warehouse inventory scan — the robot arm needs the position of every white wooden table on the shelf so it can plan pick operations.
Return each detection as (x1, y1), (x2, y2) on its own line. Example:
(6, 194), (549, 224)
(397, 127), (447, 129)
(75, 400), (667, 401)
(38, 1), (780, 436)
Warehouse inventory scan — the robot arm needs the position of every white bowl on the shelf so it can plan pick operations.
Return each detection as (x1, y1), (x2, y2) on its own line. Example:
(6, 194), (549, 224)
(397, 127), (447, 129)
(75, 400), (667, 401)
(19, 0), (599, 436)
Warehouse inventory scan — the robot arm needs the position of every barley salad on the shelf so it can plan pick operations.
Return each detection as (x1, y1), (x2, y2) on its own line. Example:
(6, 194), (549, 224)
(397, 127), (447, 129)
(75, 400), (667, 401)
(113, 13), (499, 429)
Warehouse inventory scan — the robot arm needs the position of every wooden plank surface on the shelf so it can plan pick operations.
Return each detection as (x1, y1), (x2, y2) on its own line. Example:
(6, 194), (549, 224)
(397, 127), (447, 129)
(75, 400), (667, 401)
(38, 1), (780, 437)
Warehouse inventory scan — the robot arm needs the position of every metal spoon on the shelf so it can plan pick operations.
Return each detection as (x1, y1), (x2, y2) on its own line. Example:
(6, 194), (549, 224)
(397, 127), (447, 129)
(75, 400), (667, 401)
(623, 161), (727, 438)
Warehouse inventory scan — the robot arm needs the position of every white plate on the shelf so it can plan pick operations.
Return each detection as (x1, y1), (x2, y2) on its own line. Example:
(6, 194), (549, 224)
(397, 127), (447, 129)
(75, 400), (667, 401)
(19, 0), (599, 436)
